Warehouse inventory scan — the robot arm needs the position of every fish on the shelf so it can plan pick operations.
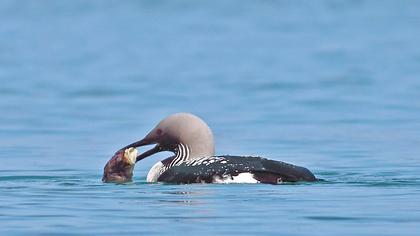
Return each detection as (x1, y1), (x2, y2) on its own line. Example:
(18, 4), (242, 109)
(102, 147), (137, 183)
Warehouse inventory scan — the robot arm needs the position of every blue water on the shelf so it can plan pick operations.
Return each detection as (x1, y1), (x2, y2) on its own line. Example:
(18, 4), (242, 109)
(1, 1), (420, 235)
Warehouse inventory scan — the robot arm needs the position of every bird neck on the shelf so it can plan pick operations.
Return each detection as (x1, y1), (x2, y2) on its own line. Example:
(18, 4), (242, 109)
(169, 143), (190, 167)
(169, 141), (214, 167)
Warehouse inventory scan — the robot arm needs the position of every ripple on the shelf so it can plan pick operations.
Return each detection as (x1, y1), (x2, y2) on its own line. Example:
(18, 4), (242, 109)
(0, 175), (62, 181)
(305, 216), (365, 222)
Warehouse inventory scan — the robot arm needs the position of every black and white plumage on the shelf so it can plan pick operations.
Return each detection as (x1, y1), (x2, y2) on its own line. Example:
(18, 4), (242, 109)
(151, 156), (316, 184)
(122, 113), (317, 184)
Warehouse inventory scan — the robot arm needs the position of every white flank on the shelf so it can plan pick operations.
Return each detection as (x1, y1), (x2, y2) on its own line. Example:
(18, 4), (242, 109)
(147, 161), (164, 182)
(213, 172), (259, 184)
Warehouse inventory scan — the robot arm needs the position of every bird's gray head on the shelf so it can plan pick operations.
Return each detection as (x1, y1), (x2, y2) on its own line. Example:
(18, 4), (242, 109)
(122, 113), (215, 162)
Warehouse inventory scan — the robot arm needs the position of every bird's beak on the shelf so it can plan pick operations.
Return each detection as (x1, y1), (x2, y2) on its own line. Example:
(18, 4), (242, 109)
(120, 138), (164, 163)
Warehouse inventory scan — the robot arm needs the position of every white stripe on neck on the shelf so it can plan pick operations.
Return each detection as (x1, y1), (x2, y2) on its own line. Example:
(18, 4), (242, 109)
(170, 143), (190, 167)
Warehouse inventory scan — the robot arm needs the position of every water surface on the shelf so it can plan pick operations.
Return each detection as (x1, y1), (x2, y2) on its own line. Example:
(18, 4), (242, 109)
(1, 1), (420, 235)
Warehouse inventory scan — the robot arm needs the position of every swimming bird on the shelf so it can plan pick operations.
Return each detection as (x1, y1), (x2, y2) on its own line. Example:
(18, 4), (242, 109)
(121, 113), (316, 184)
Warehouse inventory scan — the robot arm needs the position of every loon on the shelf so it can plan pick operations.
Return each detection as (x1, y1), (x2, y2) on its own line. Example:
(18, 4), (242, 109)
(121, 113), (316, 184)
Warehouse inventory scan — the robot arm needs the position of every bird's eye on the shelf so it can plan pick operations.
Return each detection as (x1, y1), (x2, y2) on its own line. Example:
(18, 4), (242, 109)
(156, 129), (163, 136)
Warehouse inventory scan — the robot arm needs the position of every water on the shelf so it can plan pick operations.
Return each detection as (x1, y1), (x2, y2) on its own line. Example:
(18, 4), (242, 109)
(1, 0), (420, 235)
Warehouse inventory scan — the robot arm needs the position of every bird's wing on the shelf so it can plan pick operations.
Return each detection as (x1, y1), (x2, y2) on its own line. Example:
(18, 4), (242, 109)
(157, 156), (316, 184)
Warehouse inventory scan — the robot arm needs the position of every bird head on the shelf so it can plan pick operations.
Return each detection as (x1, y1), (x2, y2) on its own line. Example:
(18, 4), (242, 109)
(122, 113), (215, 162)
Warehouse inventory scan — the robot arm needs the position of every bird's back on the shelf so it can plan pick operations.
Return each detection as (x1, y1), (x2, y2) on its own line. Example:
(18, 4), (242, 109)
(157, 156), (317, 184)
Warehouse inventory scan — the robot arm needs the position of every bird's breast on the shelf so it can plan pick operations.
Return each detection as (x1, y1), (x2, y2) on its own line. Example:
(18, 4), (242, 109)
(146, 161), (166, 182)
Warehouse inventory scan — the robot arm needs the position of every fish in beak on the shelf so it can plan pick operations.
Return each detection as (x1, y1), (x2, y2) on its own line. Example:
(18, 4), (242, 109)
(102, 147), (137, 183)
